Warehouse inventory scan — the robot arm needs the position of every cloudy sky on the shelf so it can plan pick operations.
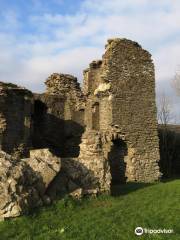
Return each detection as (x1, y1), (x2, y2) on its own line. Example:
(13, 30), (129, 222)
(0, 0), (180, 118)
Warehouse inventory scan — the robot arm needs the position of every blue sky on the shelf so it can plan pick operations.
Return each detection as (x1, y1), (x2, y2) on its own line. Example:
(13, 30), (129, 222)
(0, 0), (180, 119)
(0, 0), (82, 16)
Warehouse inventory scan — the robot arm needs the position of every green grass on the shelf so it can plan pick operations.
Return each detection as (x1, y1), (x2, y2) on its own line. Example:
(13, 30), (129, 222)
(0, 180), (179, 240)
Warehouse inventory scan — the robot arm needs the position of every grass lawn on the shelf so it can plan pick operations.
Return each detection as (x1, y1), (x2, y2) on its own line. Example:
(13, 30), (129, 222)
(0, 180), (179, 240)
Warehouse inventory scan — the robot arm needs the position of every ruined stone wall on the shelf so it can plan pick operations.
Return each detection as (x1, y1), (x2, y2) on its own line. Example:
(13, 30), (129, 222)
(0, 38), (161, 202)
(32, 94), (66, 156)
(78, 38), (160, 188)
(45, 73), (85, 124)
(99, 96), (112, 130)
(83, 60), (102, 96)
(74, 125), (126, 193)
(77, 130), (111, 193)
(83, 58), (113, 132)
(99, 39), (160, 182)
(0, 82), (33, 158)
(32, 73), (85, 157)
(46, 73), (84, 109)
(84, 95), (112, 131)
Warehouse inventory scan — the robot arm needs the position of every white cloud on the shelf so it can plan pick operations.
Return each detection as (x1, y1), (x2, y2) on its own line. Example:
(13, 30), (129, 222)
(0, 46), (103, 92)
(0, 0), (180, 117)
(154, 42), (180, 83)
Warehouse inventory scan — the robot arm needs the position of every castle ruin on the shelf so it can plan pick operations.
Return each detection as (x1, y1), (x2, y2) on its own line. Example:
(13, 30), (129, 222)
(0, 38), (161, 217)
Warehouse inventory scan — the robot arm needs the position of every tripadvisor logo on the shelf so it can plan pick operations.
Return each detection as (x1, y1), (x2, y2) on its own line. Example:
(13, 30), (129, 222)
(135, 227), (174, 236)
(135, 227), (144, 236)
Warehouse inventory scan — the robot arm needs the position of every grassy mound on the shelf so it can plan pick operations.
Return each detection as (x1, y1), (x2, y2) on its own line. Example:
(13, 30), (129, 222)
(0, 180), (179, 240)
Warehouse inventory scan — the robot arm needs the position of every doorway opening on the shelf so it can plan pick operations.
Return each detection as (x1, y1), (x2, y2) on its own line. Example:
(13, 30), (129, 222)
(108, 138), (128, 185)
(32, 100), (47, 148)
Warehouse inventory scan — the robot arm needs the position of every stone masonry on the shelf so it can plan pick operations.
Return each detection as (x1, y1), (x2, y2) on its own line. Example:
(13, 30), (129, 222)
(0, 82), (33, 158)
(0, 38), (161, 217)
(78, 39), (161, 192)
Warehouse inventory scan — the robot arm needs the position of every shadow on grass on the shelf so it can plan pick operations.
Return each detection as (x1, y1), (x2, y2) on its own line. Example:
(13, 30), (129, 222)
(14, 179), (180, 219)
(110, 182), (155, 196)
(111, 177), (180, 196)
(161, 176), (180, 182)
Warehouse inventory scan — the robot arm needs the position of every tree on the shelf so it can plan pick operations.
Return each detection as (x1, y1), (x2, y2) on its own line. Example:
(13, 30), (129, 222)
(157, 92), (173, 125)
(157, 92), (176, 177)
(172, 71), (180, 96)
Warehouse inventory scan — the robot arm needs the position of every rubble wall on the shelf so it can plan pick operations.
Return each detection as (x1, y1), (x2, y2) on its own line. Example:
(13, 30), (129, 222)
(78, 38), (160, 189)
(0, 38), (161, 203)
(0, 83), (33, 158)
(32, 94), (66, 156)
(101, 39), (160, 182)
(83, 60), (102, 95)
(32, 73), (85, 157)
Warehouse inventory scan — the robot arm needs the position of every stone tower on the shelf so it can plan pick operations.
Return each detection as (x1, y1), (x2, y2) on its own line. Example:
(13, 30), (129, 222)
(77, 38), (161, 192)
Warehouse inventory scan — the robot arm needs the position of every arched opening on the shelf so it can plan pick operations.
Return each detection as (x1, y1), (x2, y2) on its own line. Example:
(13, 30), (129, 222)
(92, 102), (100, 130)
(32, 100), (48, 148)
(108, 138), (128, 185)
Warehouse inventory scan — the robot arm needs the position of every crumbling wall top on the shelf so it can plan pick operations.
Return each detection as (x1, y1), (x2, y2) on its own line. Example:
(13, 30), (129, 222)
(104, 38), (151, 62)
(83, 60), (102, 74)
(0, 82), (32, 97)
(45, 73), (81, 95)
(0, 82), (21, 89)
(105, 38), (142, 49)
(45, 73), (85, 111)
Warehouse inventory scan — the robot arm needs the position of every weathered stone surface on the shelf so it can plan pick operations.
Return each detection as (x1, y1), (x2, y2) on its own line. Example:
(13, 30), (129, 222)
(0, 149), (61, 219)
(32, 74), (85, 158)
(45, 73), (85, 111)
(27, 149), (60, 188)
(82, 38), (161, 186)
(74, 126), (127, 193)
(0, 37), (161, 204)
(0, 82), (33, 158)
